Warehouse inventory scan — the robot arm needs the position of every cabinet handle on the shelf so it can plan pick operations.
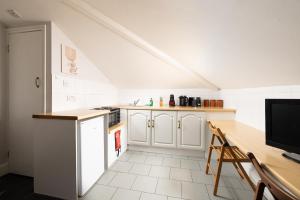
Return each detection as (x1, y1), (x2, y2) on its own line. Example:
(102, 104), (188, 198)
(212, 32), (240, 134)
(147, 120), (151, 128)
(35, 77), (40, 88)
(177, 121), (181, 129)
(152, 120), (155, 128)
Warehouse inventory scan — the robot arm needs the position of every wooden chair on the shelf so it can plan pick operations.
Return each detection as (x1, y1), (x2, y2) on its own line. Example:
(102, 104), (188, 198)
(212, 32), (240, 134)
(247, 152), (298, 200)
(206, 121), (256, 195)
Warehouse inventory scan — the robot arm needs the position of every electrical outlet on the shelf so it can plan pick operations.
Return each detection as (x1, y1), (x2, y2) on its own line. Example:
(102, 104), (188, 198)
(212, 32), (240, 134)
(67, 95), (76, 102)
(63, 80), (71, 88)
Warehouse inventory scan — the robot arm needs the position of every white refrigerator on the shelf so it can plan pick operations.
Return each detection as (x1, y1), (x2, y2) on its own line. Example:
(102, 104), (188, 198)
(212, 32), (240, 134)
(78, 116), (105, 196)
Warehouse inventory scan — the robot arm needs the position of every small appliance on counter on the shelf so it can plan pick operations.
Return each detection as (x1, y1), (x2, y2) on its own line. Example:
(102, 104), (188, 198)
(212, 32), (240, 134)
(179, 96), (188, 106)
(169, 94), (176, 107)
(92, 106), (120, 127)
(188, 97), (194, 106)
(196, 97), (201, 107)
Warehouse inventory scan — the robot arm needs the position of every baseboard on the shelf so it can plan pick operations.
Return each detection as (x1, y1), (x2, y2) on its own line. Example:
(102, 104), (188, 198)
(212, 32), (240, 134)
(128, 145), (205, 158)
(0, 162), (9, 177)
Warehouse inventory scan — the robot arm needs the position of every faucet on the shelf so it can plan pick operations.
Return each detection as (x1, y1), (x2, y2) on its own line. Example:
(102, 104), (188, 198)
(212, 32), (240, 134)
(133, 99), (140, 106)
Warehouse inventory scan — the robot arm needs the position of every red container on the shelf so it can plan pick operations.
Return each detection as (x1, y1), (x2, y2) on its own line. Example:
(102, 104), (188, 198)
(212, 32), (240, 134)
(210, 100), (216, 107)
(203, 100), (210, 107)
(216, 100), (224, 108)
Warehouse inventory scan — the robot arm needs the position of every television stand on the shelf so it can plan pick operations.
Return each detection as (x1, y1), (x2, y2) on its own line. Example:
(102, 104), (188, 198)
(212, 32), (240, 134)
(282, 152), (300, 163)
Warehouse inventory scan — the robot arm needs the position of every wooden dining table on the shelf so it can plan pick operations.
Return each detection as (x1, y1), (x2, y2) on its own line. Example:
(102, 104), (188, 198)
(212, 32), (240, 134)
(209, 120), (300, 199)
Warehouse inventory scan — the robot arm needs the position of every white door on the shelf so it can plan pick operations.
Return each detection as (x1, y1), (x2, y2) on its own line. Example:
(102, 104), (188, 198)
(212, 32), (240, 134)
(177, 112), (206, 150)
(128, 110), (151, 146)
(8, 27), (45, 176)
(78, 117), (104, 196)
(152, 111), (176, 148)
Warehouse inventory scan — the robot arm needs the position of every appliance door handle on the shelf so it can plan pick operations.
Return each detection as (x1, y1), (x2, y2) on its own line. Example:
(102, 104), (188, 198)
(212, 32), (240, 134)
(177, 120), (181, 129)
(152, 120), (155, 128)
(35, 77), (40, 88)
(147, 120), (151, 128)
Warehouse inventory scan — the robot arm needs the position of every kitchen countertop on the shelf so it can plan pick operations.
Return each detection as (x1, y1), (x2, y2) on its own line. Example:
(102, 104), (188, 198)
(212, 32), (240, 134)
(32, 109), (110, 120)
(118, 105), (236, 113)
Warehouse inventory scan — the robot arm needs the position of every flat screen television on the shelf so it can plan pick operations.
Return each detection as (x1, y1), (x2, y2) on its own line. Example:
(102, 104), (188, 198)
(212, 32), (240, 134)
(265, 99), (300, 163)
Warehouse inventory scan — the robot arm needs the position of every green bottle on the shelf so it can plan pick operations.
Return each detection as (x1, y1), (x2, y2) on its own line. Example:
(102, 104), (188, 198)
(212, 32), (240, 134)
(150, 98), (153, 106)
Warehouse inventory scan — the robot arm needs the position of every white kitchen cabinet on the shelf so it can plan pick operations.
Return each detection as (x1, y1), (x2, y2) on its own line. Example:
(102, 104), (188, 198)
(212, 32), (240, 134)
(78, 116), (105, 196)
(128, 110), (151, 146)
(151, 111), (177, 148)
(177, 112), (206, 150)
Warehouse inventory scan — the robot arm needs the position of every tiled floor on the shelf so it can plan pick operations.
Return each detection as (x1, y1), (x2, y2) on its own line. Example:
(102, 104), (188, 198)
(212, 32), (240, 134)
(80, 150), (255, 200)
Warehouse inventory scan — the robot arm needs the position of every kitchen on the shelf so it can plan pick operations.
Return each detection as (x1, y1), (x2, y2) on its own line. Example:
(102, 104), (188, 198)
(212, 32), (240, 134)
(1, 1), (300, 200)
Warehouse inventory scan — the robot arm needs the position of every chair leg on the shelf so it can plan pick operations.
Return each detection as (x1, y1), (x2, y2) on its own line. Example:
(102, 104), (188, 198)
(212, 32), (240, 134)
(253, 181), (265, 200)
(206, 146), (213, 175)
(232, 161), (245, 179)
(236, 161), (256, 191)
(213, 151), (224, 195)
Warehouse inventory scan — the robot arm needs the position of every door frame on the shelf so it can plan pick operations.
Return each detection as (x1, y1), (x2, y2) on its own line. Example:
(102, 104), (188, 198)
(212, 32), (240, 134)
(7, 25), (47, 112)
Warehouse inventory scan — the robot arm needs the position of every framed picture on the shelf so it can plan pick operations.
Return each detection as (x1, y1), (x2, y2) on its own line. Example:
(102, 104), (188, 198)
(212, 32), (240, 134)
(61, 44), (79, 75)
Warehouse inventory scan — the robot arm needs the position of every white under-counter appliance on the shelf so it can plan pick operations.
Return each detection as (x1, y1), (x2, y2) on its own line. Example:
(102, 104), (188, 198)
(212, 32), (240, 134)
(77, 116), (105, 196)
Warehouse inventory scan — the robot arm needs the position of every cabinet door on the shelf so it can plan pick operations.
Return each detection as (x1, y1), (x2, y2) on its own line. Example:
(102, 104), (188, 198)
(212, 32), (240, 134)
(177, 112), (206, 150)
(128, 110), (151, 146)
(78, 117), (104, 196)
(152, 111), (177, 148)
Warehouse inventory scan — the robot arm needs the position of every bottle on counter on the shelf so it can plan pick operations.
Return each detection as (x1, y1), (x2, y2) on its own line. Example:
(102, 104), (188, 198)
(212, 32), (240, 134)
(149, 98), (153, 106)
(160, 97), (163, 107)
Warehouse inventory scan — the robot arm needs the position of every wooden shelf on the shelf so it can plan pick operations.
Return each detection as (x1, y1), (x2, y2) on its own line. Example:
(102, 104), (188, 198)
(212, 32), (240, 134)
(108, 121), (126, 133)
(117, 105), (236, 113)
(32, 109), (110, 120)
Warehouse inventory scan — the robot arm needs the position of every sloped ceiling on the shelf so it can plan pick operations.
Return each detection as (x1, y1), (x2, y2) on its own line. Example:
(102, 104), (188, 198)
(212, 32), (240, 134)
(1, 0), (300, 89)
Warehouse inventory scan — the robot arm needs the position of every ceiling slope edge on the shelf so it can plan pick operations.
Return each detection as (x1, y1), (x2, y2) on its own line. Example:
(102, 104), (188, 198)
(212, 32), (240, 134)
(62, 0), (220, 90)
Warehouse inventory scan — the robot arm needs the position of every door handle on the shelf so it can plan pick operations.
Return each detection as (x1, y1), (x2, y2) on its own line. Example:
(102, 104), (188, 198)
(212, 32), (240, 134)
(152, 120), (155, 128)
(147, 120), (151, 128)
(35, 77), (40, 88)
(177, 121), (181, 129)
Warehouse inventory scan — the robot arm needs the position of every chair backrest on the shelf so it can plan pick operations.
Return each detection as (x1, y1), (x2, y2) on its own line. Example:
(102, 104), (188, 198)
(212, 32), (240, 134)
(247, 152), (298, 200)
(208, 121), (229, 146)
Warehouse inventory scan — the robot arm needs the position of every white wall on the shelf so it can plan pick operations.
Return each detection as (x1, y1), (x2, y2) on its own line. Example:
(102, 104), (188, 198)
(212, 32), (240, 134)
(0, 22), (8, 166)
(220, 85), (300, 131)
(50, 23), (118, 111)
(118, 89), (219, 106)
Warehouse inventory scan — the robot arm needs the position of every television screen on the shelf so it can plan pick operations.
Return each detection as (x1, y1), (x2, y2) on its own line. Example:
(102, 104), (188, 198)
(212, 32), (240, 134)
(265, 99), (300, 155)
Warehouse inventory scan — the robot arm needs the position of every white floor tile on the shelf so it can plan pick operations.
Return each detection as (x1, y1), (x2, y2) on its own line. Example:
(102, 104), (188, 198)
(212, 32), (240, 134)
(191, 170), (214, 184)
(155, 179), (181, 198)
(132, 176), (158, 193)
(230, 188), (254, 200)
(181, 159), (201, 170)
(118, 153), (131, 161)
(206, 185), (235, 200)
(149, 166), (170, 178)
(81, 185), (116, 200)
(129, 154), (147, 163)
(130, 163), (151, 175)
(146, 156), (164, 165)
(97, 171), (117, 185)
(111, 188), (141, 200)
(170, 168), (192, 182)
(167, 198), (182, 200)
(182, 182), (210, 200)
(109, 173), (137, 189)
(162, 158), (181, 168)
(220, 176), (245, 190)
(141, 193), (168, 200)
(111, 161), (133, 173)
